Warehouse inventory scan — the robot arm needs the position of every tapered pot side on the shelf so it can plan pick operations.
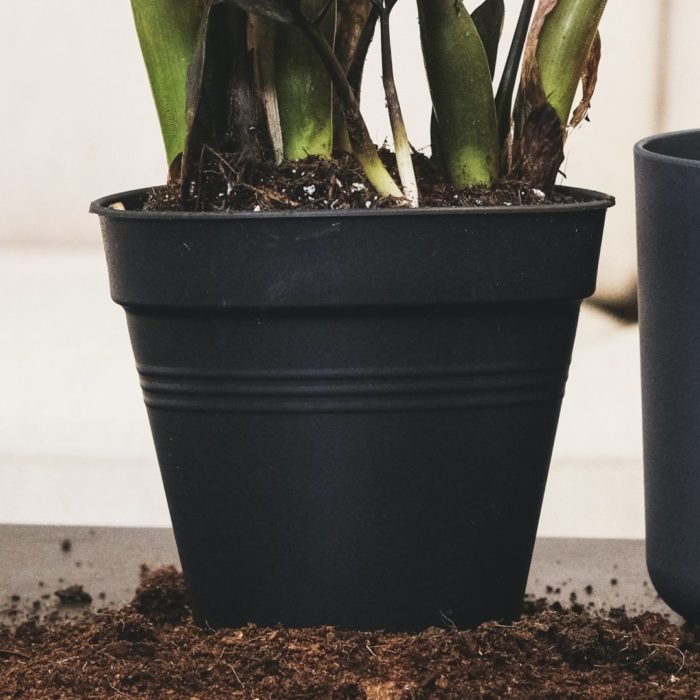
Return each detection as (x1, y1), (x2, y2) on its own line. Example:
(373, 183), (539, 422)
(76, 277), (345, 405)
(92, 187), (612, 631)
(636, 130), (700, 623)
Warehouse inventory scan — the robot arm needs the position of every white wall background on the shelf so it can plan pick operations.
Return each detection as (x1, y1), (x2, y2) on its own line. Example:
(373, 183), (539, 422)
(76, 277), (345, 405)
(1, 1), (699, 299)
(3, 1), (698, 535)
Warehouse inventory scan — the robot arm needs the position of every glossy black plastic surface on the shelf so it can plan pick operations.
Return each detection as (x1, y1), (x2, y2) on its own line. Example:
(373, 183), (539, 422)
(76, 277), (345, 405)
(636, 130), (700, 623)
(93, 188), (610, 630)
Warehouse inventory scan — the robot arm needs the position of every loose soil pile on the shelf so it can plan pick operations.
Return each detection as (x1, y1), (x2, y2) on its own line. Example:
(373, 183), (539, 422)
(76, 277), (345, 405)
(145, 151), (585, 213)
(2, 567), (698, 699)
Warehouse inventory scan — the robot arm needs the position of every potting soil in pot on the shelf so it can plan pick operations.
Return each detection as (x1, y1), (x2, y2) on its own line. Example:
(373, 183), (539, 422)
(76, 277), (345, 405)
(145, 151), (586, 213)
(1, 567), (699, 698)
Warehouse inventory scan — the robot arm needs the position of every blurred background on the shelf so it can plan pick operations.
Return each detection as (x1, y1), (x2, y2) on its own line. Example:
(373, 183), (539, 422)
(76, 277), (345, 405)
(1, 0), (698, 537)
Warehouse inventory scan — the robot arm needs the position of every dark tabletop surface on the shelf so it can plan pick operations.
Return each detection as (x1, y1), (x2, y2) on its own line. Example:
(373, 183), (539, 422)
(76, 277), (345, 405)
(0, 525), (675, 626)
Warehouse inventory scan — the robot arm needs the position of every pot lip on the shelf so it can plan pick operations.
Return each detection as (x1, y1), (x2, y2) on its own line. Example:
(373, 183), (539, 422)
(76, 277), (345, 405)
(635, 129), (700, 168)
(90, 184), (614, 221)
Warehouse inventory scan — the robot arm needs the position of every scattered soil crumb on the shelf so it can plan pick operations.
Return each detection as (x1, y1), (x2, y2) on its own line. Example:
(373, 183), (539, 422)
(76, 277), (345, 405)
(143, 151), (591, 214)
(54, 585), (92, 606)
(60, 538), (72, 553)
(585, 584), (594, 595)
(611, 577), (619, 586)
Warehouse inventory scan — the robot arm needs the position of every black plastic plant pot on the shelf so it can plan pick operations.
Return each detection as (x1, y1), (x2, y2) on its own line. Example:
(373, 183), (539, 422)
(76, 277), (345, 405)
(635, 130), (700, 623)
(91, 187), (612, 631)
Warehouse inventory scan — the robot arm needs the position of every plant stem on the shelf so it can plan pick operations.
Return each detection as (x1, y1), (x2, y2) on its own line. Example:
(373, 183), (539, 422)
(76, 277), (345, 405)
(379, 6), (419, 206)
(289, 4), (403, 199)
(495, 0), (536, 151)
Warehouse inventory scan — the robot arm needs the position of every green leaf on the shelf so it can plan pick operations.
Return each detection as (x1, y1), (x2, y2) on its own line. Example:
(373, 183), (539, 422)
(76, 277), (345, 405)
(220, 0), (294, 23)
(471, 0), (505, 78)
(536, 0), (608, 125)
(130, 0), (206, 168)
(417, 0), (499, 187)
(509, 0), (607, 190)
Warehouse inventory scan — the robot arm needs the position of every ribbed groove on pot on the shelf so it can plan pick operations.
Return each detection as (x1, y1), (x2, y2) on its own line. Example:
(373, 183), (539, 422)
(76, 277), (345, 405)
(138, 363), (569, 413)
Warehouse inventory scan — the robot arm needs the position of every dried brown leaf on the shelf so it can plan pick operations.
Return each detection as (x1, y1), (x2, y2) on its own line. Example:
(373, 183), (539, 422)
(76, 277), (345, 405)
(335, 0), (373, 73)
(570, 30), (601, 128)
(509, 0), (564, 191)
(249, 14), (284, 163)
(520, 0), (559, 87)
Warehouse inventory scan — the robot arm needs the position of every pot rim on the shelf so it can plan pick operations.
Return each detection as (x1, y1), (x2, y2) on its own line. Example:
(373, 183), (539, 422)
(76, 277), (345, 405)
(90, 185), (614, 222)
(635, 129), (700, 169)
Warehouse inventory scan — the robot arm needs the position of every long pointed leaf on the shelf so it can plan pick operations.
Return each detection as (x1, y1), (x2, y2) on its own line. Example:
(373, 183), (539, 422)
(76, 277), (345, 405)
(417, 0), (499, 187)
(471, 0), (505, 78)
(131, 0), (206, 168)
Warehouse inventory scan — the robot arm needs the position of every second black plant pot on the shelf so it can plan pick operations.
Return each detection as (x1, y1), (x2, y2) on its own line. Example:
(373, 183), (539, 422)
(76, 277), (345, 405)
(636, 130), (700, 623)
(92, 188), (612, 631)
